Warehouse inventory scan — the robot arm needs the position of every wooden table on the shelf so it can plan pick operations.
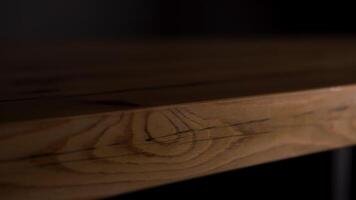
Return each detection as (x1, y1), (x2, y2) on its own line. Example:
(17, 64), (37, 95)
(1, 37), (356, 199)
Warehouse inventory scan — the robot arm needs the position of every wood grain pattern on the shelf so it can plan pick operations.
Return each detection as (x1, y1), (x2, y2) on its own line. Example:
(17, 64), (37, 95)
(2, 37), (356, 122)
(1, 85), (356, 199)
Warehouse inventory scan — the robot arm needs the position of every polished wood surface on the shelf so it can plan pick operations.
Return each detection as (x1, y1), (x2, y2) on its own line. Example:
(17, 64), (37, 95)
(1, 38), (356, 199)
(1, 85), (356, 199)
(1, 37), (356, 122)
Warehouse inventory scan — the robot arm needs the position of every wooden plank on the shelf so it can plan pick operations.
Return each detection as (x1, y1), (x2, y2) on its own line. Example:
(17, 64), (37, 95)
(2, 37), (356, 122)
(2, 37), (356, 199)
(1, 85), (356, 199)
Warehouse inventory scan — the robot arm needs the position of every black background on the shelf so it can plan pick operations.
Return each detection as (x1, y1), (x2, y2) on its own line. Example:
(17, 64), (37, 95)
(2, 0), (356, 40)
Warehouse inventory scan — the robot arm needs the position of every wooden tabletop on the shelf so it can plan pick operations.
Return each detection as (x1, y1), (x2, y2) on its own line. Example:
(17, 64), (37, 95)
(2, 37), (356, 122)
(1, 37), (356, 199)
